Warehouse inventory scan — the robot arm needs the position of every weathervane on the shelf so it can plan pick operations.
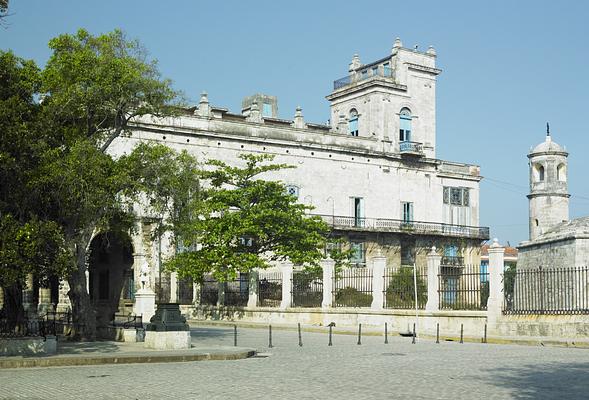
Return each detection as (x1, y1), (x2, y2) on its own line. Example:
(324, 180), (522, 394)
(546, 122), (550, 136)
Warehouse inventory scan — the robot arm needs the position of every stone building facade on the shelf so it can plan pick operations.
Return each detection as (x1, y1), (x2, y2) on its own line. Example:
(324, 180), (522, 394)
(49, 39), (490, 321)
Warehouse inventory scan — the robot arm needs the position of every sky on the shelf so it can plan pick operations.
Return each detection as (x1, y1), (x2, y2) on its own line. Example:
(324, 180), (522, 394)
(2, 0), (588, 246)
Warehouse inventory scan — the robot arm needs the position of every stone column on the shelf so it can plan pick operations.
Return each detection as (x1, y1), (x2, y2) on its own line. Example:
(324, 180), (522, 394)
(425, 247), (441, 312)
(193, 281), (201, 306)
(321, 258), (335, 309)
(247, 270), (259, 308)
(217, 282), (225, 307)
(371, 254), (387, 310)
(280, 261), (294, 309)
(487, 238), (505, 323)
(170, 272), (178, 303)
(38, 287), (52, 315)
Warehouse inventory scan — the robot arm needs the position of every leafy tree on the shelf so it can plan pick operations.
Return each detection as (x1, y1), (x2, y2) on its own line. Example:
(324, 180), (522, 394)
(166, 154), (330, 282)
(385, 266), (427, 309)
(0, 51), (72, 322)
(31, 29), (183, 339)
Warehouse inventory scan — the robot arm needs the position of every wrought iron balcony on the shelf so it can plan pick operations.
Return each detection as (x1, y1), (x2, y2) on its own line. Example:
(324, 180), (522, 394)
(333, 67), (394, 90)
(399, 141), (424, 156)
(314, 214), (490, 240)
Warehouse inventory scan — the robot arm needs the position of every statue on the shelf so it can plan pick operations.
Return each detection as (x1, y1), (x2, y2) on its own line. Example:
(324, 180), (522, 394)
(139, 261), (151, 290)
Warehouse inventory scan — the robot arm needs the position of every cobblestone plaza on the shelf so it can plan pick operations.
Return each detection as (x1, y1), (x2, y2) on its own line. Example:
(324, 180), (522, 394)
(1, 326), (588, 399)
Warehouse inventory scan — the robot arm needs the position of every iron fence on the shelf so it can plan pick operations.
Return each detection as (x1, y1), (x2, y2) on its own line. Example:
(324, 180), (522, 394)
(45, 310), (74, 335)
(224, 274), (249, 307)
(177, 277), (194, 305)
(503, 266), (589, 315)
(0, 319), (55, 338)
(291, 271), (323, 307)
(111, 313), (143, 329)
(258, 271), (282, 307)
(200, 275), (219, 306)
(383, 265), (428, 309)
(439, 264), (488, 311)
(333, 268), (373, 307)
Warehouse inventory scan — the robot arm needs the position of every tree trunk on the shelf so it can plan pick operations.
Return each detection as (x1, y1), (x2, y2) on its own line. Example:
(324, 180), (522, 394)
(66, 241), (96, 340)
(2, 282), (25, 327)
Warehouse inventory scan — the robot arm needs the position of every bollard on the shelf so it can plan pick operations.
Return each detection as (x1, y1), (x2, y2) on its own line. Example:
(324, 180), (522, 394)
(328, 325), (333, 346)
(460, 324), (464, 344)
(436, 323), (440, 344)
(234, 325), (237, 347)
(384, 322), (388, 345)
(298, 323), (303, 347)
(483, 323), (487, 344)
(412, 323), (416, 344)
(357, 324), (362, 345)
(269, 325), (273, 348)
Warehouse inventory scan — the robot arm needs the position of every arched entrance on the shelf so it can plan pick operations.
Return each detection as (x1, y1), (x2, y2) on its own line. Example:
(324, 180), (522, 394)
(88, 232), (134, 327)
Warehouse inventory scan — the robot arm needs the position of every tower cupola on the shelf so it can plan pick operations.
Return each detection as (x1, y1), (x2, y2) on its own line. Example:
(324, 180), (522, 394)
(527, 124), (569, 240)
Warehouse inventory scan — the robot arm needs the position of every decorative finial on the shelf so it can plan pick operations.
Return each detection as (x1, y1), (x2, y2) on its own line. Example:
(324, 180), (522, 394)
(546, 122), (550, 137)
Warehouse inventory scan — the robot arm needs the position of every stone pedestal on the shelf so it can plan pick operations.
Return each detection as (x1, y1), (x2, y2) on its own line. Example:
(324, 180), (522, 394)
(134, 288), (156, 322)
(321, 258), (335, 309)
(371, 255), (386, 310)
(144, 331), (191, 350)
(425, 247), (442, 312)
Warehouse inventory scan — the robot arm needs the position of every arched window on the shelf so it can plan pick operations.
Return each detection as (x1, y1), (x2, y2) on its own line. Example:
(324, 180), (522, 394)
(399, 108), (412, 142)
(533, 163), (545, 182)
(349, 109), (359, 136)
(557, 163), (567, 182)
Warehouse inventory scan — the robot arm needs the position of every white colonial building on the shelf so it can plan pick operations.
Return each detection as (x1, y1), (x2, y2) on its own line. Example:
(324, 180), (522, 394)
(45, 39), (490, 323)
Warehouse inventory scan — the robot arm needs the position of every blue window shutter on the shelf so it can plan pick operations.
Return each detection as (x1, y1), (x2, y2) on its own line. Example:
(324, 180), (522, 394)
(349, 117), (358, 135)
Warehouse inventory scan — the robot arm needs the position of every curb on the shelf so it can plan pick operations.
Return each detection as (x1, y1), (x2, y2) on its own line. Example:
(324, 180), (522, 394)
(0, 348), (256, 369)
(189, 319), (589, 348)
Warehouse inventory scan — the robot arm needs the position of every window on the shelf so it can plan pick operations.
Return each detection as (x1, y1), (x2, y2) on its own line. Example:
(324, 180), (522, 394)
(443, 187), (469, 206)
(444, 245), (458, 257)
(350, 242), (365, 265)
(349, 109), (359, 136)
(352, 197), (364, 227)
(262, 103), (272, 117)
(361, 69), (368, 79)
(402, 202), (413, 223)
(371, 66), (379, 76)
(538, 165), (545, 181)
(399, 108), (412, 142)
(285, 185), (299, 198)
(557, 163), (566, 182)
(383, 62), (392, 77)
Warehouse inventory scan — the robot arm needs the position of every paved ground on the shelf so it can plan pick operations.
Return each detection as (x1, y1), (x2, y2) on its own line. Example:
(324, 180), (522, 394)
(1, 325), (589, 399)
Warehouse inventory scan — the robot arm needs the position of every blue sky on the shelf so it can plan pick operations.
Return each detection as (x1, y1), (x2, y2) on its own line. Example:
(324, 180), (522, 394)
(2, 0), (588, 246)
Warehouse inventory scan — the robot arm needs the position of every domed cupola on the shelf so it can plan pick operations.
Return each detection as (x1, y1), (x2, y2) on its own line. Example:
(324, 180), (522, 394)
(527, 123), (570, 240)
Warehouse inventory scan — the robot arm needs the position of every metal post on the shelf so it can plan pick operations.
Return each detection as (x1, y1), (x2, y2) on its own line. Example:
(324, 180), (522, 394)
(357, 323), (362, 345)
(269, 325), (273, 348)
(298, 323), (302, 347)
(460, 323), (464, 344)
(483, 323), (487, 344)
(412, 322), (416, 344)
(234, 324), (237, 346)
(384, 322), (388, 344)
(436, 322), (439, 344)
(328, 325), (333, 346)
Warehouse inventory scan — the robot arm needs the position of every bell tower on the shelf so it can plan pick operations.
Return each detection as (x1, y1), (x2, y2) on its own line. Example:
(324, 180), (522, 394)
(527, 124), (570, 240)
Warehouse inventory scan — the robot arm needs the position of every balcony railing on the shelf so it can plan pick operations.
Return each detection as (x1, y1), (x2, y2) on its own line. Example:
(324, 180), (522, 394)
(314, 214), (490, 240)
(399, 141), (424, 155)
(333, 67), (394, 90)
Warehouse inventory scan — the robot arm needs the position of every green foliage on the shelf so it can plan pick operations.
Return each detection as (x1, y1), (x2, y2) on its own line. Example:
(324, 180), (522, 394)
(0, 215), (71, 287)
(334, 287), (372, 307)
(385, 266), (427, 308)
(166, 154), (329, 281)
(41, 28), (182, 151)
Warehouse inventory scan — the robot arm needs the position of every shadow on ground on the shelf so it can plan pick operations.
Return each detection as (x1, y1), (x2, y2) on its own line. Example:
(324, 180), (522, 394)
(57, 341), (121, 355)
(481, 362), (589, 399)
(189, 327), (233, 339)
